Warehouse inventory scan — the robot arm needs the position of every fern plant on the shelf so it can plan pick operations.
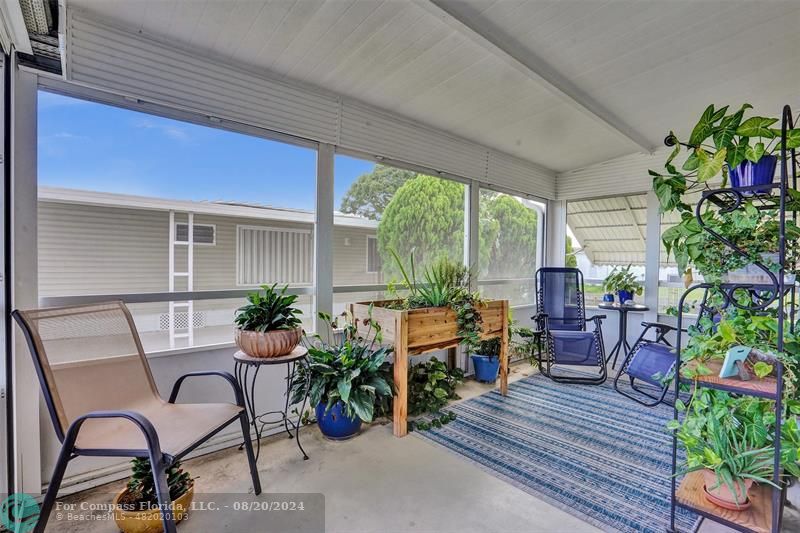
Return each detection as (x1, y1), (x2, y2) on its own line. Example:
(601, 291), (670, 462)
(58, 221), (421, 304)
(121, 458), (192, 510)
(234, 283), (302, 332)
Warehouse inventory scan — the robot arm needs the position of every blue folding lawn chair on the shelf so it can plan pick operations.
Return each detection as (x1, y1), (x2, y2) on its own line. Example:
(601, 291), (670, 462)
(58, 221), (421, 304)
(614, 289), (717, 406)
(533, 267), (607, 385)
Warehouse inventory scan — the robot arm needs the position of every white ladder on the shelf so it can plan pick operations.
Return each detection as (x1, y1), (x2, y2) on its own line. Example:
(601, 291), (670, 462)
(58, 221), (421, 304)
(168, 211), (194, 348)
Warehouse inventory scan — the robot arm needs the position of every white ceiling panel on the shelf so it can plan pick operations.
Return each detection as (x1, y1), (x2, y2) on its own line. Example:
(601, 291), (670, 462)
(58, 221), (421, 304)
(65, 0), (800, 175)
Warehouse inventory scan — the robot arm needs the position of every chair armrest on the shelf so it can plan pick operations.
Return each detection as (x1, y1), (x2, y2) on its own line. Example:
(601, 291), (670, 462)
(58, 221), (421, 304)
(640, 320), (677, 332)
(168, 371), (244, 407)
(590, 314), (607, 322)
(65, 410), (163, 456)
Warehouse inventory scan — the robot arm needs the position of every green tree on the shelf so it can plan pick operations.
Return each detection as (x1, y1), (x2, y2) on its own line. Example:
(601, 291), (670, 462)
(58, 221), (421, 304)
(340, 164), (416, 220)
(378, 175), (465, 278)
(482, 194), (538, 278)
(566, 236), (578, 268)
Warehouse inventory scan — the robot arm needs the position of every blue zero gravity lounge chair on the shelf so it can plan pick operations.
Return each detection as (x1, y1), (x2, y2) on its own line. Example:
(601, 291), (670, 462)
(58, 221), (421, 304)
(533, 267), (608, 384)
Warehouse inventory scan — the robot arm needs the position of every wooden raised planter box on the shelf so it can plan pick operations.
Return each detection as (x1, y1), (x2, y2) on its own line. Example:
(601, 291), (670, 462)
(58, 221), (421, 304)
(350, 299), (509, 437)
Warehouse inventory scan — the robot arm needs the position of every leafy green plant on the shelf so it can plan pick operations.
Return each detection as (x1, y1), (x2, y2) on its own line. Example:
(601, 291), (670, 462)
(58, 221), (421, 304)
(289, 310), (394, 423)
(409, 411), (458, 432)
(671, 389), (800, 505)
(602, 264), (643, 296)
(475, 336), (501, 360)
(119, 458), (192, 511)
(660, 202), (800, 282)
(651, 104), (800, 216)
(389, 250), (485, 351)
(234, 283), (303, 332)
(408, 357), (464, 416)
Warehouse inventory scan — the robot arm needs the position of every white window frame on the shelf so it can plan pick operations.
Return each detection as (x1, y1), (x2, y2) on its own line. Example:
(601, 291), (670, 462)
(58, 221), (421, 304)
(365, 235), (381, 274)
(235, 224), (314, 287)
(174, 222), (216, 246)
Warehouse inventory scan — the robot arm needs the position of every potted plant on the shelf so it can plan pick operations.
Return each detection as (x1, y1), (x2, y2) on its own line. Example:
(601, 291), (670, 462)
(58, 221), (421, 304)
(471, 336), (501, 383)
(113, 458), (193, 533)
(602, 264), (643, 304)
(673, 390), (779, 510)
(289, 311), (394, 440)
(651, 104), (800, 211)
(234, 283), (303, 358)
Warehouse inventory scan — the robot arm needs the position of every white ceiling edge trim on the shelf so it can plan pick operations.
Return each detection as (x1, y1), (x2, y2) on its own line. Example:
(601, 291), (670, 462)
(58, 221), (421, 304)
(419, 0), (652, 154)
(62, 8), (556, 200)
(0, 0), (33, 54)
(556, 147), (670, 201)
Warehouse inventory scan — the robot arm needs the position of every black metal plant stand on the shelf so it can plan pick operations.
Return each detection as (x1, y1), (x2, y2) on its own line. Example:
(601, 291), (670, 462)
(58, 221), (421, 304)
(234, 347), (310, 462)
(668, 105), (797, 533)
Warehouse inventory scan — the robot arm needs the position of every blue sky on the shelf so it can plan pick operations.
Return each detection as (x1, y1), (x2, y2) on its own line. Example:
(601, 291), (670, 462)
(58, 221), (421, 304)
(37, 91), (374, 211)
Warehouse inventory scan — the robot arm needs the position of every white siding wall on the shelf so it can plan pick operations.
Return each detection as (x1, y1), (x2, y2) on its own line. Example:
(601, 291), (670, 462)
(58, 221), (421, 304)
(556, 148), (668, 201)
(38, 201), (379, 297)
(332, 226), (383, 286)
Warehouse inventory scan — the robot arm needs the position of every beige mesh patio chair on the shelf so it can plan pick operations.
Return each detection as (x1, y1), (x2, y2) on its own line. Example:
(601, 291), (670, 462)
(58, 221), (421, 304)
(12, 301), (261, 533)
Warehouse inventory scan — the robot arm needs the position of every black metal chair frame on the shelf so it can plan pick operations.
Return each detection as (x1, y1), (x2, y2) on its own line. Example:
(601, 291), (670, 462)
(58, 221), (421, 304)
(533, 267), (608, 385)
(613, 320), (678, 407)
(12, 309), (262, 533)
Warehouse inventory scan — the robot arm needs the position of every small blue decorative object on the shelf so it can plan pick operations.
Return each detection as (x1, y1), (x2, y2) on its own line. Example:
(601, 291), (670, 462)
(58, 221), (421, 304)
(720, 346), (752, 379)
(602, 293), (614, 303)
(618, 290), (633, 304)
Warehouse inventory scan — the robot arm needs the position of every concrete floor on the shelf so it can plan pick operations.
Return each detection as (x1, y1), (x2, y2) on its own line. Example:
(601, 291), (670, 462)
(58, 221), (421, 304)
(47, 363), (798, 532)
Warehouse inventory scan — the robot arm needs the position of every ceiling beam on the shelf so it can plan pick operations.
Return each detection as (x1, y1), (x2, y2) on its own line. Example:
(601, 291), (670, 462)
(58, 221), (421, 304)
(419, 0), (653, 153)
(622, 196), (647, 247)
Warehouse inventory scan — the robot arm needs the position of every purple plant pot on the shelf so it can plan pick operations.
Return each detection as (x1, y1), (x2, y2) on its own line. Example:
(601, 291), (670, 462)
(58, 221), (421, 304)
(729, 155), (777, 194)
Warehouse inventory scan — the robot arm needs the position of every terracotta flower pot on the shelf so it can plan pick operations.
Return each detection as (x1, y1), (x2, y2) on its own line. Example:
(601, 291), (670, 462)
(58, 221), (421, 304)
(235, 327), (302, 358)
(702, 469), (752, 510)
(113, 484), (194, 533)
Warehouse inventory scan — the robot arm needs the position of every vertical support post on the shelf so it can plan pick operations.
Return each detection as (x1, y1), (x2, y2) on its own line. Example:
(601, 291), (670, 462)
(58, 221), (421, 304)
(10, 63), (40, 494)
(393, 311), (409, 437)
(545, 199), (567, 267)
(644, 191), (661, 325)
(314, 143), (334, 335)
(461, 180), (480, 371)
(464, 180), (480, 282)
(187, 212), (194, 346)
(168, 211), (175, 348)
(500, 299), (509, 395)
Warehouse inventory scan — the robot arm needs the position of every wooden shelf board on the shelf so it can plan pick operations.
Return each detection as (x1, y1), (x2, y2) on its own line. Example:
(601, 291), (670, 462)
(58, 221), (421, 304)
(683, 359), (777, 399)
(676, 471), (773, 533)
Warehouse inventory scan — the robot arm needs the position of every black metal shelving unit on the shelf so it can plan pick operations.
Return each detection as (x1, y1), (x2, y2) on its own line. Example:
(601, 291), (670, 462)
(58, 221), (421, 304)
(668, 105), (798, 533)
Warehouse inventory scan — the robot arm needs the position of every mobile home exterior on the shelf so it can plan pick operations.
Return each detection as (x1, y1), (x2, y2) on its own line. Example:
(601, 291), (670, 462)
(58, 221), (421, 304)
(37, 187), (381, 351)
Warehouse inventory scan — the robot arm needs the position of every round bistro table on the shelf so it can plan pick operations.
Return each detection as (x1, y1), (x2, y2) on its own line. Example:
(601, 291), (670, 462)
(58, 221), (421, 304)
(233, 346), (309, 461)
(597, 303), (649, 369)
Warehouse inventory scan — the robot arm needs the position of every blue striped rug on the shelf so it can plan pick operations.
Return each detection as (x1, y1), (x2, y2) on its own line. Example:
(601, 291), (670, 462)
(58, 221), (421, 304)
(414, 373), (697, 533)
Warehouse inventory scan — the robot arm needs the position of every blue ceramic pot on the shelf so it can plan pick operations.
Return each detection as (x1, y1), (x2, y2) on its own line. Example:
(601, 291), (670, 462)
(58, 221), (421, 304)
(617, 290), (633, 304)
(471, 354), (500, 383)
(315, 400), (362, 440)
(602, 293), (614, 303)
(729, 155), (777, 194)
